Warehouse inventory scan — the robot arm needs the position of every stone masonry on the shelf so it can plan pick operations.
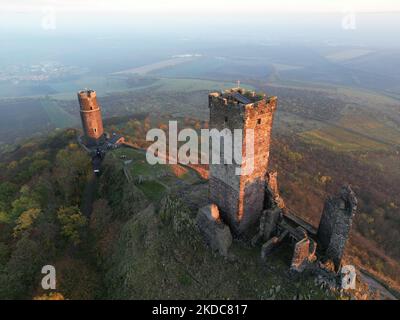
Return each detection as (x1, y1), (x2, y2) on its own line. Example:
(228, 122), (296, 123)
(78, 89), (104, 146)
(317, 185), (358, 271)
(196, 204), (232, 257)
(200, 87), (357, 275)
(208, 88), (277, 236)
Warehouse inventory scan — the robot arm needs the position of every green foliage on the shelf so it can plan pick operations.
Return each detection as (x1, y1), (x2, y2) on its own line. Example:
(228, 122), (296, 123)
(137, 180), (166, 202)
(29, 159), (51, 176)
(100, 157), (149, 220)
(13, 208), (42, 237)
(89, 199), (112, 236)
(0, 129), (102, 299)
(55, 258), (100, 300)
(10, 190), (41, 222)
(1, 235), (45, 299)
(0, 181), (18, 204)
(159, 194), (194, 235)
(0, 210), (11, 224)
(57, 206), (87, 246)
(0, 242), (9, 266)
(159, 195), (177, 225)
(54, 146), (91, 205)
(121, 185), (150, 218)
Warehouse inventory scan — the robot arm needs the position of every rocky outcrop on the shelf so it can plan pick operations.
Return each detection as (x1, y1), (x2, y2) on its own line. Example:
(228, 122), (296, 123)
(196, 204), (232, 257)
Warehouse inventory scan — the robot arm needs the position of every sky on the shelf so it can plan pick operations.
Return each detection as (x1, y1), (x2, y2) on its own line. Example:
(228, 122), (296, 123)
(1, 0), (399, 47)
(1, 0), (400, 15)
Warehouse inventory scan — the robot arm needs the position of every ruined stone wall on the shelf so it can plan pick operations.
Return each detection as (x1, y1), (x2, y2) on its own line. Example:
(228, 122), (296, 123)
(317, 186), (357, 270)
(78, 90), (104, 144)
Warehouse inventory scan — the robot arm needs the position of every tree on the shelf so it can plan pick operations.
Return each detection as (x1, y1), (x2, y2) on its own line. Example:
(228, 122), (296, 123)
(0, 242), (9, 266)
(34, 292), (65, 300)
(13, 208), (42, 238)
(53, 148), (91, 205)
(10, 192), (40, 222)
(2, 235), (44, 299)
(57, 206), (87, 246)
(29, 159), (51, 176)
(0, 210), (10, 224)
(0, 182), (18, 210)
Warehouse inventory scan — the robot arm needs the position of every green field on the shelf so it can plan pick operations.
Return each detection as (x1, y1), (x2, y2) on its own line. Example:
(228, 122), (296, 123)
(300, 125), (389, 152)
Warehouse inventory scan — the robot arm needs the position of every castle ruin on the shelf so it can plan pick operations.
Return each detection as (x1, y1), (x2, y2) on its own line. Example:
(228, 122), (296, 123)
(317, 185), (358, 271)
(199, 87), (357, 273)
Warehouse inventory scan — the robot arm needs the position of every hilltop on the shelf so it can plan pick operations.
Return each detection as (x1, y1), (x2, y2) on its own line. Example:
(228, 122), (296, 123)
(0, 127), (397, 299)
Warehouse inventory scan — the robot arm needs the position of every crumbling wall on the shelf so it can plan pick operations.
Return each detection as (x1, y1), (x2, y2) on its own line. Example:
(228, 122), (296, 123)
(317, 185), (357, 271)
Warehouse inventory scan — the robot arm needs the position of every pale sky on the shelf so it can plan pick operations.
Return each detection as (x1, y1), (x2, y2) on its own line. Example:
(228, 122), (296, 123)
(1, 0), (400, 15)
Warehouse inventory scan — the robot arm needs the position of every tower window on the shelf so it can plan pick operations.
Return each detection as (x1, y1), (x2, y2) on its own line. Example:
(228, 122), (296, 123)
(224, 116), (228, 122)
(94, 128), (97, 133)
(257, 118), (262, 125)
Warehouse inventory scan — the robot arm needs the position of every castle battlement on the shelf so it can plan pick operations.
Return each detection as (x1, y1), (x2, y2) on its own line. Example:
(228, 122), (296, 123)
(209, 88), (277, 111)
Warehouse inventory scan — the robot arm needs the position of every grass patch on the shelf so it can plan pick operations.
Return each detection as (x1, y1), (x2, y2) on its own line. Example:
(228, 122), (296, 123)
(137, 180), (166, 202)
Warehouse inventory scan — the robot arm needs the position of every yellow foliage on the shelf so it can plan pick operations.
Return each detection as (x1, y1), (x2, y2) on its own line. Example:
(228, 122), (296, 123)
(13, 208), (42, 237)
(34, 292), (65, 300)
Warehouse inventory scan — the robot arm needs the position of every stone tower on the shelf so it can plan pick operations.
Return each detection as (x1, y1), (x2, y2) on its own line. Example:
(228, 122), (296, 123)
(78, 89), (104, 146)
(208, 88), (277, 235)
(317, 185), (358, 271)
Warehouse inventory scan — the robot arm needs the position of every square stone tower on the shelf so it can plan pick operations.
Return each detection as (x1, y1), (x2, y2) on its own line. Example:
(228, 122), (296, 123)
(208, 88), (277, 236)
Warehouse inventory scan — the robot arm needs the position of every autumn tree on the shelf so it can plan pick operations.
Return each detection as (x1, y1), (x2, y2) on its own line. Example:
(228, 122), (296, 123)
(13, 208), (42, 238)
(57, 206), (87, 246)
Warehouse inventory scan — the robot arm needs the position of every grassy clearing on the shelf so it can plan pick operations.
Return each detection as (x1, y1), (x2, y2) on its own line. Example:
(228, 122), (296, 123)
(137, 180), (166, 202)
(109, 147), (203, 204)
(131, 161), (168, 177)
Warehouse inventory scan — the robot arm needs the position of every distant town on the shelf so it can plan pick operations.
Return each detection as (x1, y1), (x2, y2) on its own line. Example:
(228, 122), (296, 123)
(0, 62), (87, 83)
